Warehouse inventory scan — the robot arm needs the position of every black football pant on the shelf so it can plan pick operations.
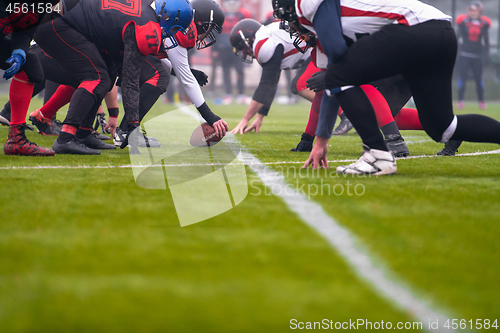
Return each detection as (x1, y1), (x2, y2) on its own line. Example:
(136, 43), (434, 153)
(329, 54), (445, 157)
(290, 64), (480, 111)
(34, 16), (113, 129)
(457, 55), (484, 102)
(326, 19), (500, 146)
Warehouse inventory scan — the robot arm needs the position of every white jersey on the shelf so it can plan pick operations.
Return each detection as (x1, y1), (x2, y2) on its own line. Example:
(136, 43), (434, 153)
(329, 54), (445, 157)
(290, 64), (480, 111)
(296, 0), (451, 42)
(253, 22), (311, 70)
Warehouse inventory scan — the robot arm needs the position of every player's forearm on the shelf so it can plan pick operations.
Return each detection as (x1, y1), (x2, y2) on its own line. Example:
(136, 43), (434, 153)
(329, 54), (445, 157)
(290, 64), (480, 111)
(315, 93), (339, 139)
(122, 26), (143, 123)
(243, 100), (265, 121)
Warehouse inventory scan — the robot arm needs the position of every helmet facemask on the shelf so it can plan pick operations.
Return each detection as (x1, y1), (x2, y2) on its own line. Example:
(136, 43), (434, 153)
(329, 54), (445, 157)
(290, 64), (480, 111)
(195, 10), (222, 50)
(233, 30), (254, 63)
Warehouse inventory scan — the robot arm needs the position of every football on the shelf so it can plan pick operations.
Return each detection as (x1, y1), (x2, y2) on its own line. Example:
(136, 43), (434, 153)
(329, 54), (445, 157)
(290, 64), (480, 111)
(190, 122), (223, 147)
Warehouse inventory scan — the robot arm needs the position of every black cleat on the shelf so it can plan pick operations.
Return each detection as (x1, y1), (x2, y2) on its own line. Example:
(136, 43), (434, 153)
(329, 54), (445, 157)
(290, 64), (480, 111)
(51, 117), (63, 133)
(114, 128), (160, 148)
(92, 130), (111, 141)
(53, 137), (101, 155)
(385, 134), (409, 157)
(29, 109), (59, 136)
(78, 132), (116, 150)
(332, 117), (354, 135)
(437, 140), (463, 156)
(291, 132), (314, 152)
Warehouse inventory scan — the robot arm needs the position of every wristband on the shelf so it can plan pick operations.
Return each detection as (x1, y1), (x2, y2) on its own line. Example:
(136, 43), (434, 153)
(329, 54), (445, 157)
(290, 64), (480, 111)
(108, 107), (119, 117)
(196, 102), (220, 126)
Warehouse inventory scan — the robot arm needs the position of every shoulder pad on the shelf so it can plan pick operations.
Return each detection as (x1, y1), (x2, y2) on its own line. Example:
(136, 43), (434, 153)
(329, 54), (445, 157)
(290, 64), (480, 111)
(175, 21), (197, 49)
(123, 21), (161, 56)
(255, 37), (280, 64)
(481, 15), (491, 26)
(456, 14), (467, 25)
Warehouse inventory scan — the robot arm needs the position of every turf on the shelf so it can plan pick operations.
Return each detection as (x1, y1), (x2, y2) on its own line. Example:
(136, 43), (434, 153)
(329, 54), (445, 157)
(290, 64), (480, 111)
(1, 96), (499, 332)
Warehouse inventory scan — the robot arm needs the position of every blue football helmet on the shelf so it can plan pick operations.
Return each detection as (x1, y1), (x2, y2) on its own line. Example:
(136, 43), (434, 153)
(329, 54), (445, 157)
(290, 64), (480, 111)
(153, 0), (194, 49)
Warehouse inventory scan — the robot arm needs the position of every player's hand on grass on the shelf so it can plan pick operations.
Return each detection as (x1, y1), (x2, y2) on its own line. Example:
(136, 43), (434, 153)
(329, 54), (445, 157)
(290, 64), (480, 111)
(230, 118), (250, 134)
(303, 136), (329, 169)
(244, 114), (264, 133)
(105, 116), (118, 137)
(212, 119), (229, 138)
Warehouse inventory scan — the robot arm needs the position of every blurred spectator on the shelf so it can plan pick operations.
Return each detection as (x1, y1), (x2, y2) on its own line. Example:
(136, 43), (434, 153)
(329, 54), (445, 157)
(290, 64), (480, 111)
(210, 0), (251, 104)
(456, 1), (490, 110)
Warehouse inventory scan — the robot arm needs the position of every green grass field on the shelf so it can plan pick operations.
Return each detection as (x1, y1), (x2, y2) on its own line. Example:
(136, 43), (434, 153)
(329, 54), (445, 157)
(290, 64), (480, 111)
(1, 95), (499, 332)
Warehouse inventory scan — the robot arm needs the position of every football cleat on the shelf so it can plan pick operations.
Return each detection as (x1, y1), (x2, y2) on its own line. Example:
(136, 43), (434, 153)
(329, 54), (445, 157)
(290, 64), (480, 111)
(337, 147), (397, 176)
(236, 94), (252, 105)
(51, 117), (63, 133)
(78, 132), (116, 150)
(457, 100), (464, 109)
(384, 134), (409, 157)
(479, 101), (487, 110)
(291, 132), (314, 152)
(4, 123), (55, 156)
(92, 130), (111, 141)
(437, 140), (463, 156)
(332, 117), (354, 135)
(94, 113), (110, 134)
(114, 128), (160, 148)
(29, 109), (59, 136)
(0, 107), (10, 126)
(52, 137), (101, 155)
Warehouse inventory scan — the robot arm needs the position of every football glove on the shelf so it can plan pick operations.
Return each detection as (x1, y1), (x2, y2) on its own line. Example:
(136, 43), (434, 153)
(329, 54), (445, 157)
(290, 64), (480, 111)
(190, 68), (208, 86)
(306, 70), (326, 93)
(3, 49), (26, 80)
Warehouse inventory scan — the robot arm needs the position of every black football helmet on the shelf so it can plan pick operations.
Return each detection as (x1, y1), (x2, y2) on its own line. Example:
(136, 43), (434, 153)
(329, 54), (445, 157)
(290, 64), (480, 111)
(272, 0), (298, 28)
(272, 0), (314, 54)
(191, 0), (225, 50)
(229, 18), (262, 63)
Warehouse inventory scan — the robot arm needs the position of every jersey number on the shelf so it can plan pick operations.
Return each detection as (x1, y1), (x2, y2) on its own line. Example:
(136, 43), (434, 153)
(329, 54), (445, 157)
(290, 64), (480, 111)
(102, 0), (141, 17)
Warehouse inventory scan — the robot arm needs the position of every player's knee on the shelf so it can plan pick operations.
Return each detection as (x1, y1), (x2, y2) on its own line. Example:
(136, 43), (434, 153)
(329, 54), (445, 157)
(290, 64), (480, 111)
(422, 116), (458, 143)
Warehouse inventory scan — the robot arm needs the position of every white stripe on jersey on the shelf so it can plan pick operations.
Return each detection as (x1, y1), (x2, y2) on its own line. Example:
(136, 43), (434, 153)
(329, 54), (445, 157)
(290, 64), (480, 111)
(296, 0), (451, 41)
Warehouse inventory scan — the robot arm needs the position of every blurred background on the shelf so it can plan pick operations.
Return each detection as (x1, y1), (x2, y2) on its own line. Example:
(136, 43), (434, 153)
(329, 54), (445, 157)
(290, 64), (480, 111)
(2, 0), (499, 103)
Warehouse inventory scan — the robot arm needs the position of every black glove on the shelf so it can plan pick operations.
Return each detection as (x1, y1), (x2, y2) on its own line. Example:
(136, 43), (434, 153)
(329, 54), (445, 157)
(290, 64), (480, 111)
(191, 68), (208, 86)
(306, 71), (326, 92)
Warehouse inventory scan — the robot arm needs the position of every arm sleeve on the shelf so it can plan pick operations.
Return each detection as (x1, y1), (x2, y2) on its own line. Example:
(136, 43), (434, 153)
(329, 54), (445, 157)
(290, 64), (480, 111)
(312, 0), (347, 65)
(252, 44), (284, 110)
(122, 25), (144, 123)
(167, 44), (206, 107)
(315, 93), (339, 138)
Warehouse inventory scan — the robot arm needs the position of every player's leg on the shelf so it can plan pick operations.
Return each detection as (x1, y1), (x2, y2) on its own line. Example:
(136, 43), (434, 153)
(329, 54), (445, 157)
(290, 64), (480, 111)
(291, 60), (322, 151)
(404, 23), (500, 150)
(115, 56), (170, 147)
(1, 38), (54, 156)
(457, 56), (468, 109)
(471, 57), (486, 109)
(361, 84), (409, 157)
(35, 17), (112, 155)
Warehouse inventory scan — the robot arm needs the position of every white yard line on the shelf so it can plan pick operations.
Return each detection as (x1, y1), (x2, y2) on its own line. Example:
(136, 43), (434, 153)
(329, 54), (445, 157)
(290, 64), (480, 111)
(180, 106), (457, 332)
(1, 148), (498, 170)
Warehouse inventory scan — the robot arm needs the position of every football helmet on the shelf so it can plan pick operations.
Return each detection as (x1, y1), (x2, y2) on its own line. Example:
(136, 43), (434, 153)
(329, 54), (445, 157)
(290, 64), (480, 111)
(229, 18), (262, 63)
(272, 0), (314, 54)
(153, 0), (194, 49)
(191, 0), (225, 50)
